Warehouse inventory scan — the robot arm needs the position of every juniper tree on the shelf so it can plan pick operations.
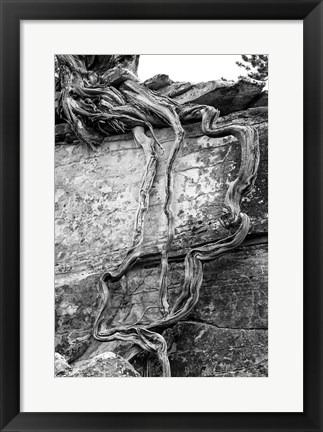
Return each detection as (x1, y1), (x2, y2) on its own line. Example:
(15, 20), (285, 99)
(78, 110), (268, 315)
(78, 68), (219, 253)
(236, 55), (268, 81)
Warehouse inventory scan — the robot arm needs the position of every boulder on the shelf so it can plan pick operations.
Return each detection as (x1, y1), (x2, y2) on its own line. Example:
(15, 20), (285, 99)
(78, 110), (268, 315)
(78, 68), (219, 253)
(57, 352), (140, 377)
(55, 352), (72, 375)
(144, 74), (173, 90)
(155, 77), (266, 115)
(157, 81), (193, 98)
(162, 321), (268, 377)
(249, 90), (268, 108)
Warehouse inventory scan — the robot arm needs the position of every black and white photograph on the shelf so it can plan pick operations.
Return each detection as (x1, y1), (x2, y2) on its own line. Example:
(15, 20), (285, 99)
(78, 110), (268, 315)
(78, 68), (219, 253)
(54, 54), (268, 378)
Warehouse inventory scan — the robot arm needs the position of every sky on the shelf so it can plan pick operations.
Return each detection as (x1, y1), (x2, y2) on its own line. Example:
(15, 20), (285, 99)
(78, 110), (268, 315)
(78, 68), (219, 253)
(138, 54), (243, 83)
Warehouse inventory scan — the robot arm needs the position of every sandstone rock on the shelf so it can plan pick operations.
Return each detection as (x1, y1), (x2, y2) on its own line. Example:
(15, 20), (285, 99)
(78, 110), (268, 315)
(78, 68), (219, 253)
(162, 322), (268, 377)
(59, 352), (140, 377)
(55, 108), (267, 276)
(55, 330), (92, 363)
(55, 106), (268, 374)
(55, 352), (72, 375)
(144, 74), (173, 90)
(249, 90), (268, 108)
(76, 340), (119, 362)
(184, 244), (267, 329)
(157, 81), (193, 98)
(213, 359), (268, 377)
(70, 243), (267, 370)
(156, 77), (266, 116)
(55, 123), (77, 144)
(55, 274), (100, 361)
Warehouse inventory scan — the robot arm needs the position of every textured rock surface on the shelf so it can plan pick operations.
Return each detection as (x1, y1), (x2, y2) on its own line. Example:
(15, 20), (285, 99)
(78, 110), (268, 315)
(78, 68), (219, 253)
(55, 94), (268, 375)
(129, 243), (268, 377)
(55, 108), (267, 276)
(144, 74), (174, 90)
(250, 90), (268, 108)
(160, 244), (268, 377)
(156, 77), (265, 115)
(57, 352), (140, 377)
(55, 352), (72, 375)
(55, 274), (100, 361)
(162, 322), (268, 377)
(186, 244), (268, 329)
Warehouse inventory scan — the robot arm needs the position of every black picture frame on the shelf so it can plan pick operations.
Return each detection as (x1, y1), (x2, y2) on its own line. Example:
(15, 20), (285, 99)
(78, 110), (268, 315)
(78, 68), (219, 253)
(1, 1), (322, 431)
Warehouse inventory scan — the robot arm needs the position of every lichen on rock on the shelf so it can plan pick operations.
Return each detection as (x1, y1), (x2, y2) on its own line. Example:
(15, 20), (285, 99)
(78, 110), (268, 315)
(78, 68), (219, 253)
(56, 351), (140, 377)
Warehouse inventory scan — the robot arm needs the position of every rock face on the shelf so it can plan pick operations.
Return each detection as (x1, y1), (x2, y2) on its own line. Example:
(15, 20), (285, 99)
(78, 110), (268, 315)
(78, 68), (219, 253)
(55, 352), (72, 375)
(187, 244), (268, 329)
(55, 108), (267, 275)
(144, 74), (174, 90)
(55, 274), (99, 362)
(144, 75), (266, 115)
(129, 243), (268, 377)
(56, 352), (140, 377)
(55, 77), (268, 377)
(250, 90), (268, 108)
(163, 244), (268, 377)
(163, 322), (268, 377)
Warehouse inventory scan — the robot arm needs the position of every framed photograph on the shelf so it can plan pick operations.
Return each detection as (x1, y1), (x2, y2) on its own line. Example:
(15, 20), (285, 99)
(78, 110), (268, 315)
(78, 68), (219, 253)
(1, 1), (322, 431)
